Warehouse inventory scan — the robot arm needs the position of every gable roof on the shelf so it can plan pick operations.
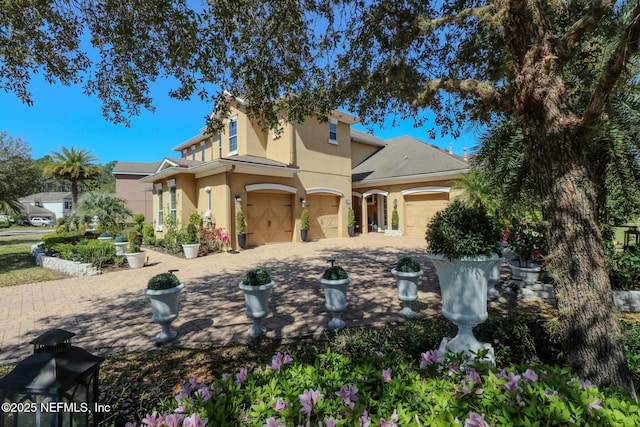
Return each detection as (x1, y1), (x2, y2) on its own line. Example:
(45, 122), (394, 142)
(19, 192), (72, 203)
(352, 136), (469, 185)
(113, 161), (162, 175)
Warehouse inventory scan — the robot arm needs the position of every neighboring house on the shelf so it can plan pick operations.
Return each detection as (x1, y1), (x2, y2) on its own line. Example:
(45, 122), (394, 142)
(19, 192), (73, 222)
(112, 161), (161, 221)
(125, 101), (469, 250)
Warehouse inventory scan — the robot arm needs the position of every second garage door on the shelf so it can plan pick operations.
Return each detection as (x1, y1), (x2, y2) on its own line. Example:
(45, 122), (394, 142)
(404, 193), (449, 237)
(247, 193), (293, 245)
(307, 195), (339, 239)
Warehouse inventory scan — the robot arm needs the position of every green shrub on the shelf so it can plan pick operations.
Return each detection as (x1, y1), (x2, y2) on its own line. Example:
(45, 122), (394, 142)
(42, 233), (83, 252)
(235, 211), (246, 234)
(114, 235), (127, 243)
(242, 268), (272, 286)
(322, 265), (348, 280)
(127, 230), (140, 253)
(147, 272), (181, 291)
(301, 209), (310, 231)
(391, 208), (399, 228)
(143, 236), (157, 246)
(141, 222), (155, 239)
(347, 208), (355, 227)
(0, 220), (10, 228)
(394, 256), (421, 272)
(609, 250), (640, 290)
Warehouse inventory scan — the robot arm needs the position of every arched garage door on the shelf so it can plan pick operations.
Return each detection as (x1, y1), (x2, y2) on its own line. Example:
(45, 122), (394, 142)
(307, 194), (339, 239)
(404, 193), (449, 237)
(247, 193), (293, 245)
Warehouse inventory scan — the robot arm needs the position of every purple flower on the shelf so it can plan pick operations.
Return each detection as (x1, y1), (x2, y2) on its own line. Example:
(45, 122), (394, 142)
(271, 352), (293, 371)
(588, 396), (603, 410)
(263, 417), (286, 427)
(182, 413), (208, 427)
(464, 412), (488, 427)
(523, 369), (538, 383)
(461, 381), (471, 395)
(234, 367), (248, 385)
(581, 379), (593, 390)
(221, 372), (231, 382)
(506, 372), (521, 392)
(163, 414), (184, 427)
(376, 351), (385, 358)
(467, 369), (481, 384)
(299, 389), (324, 415)
(359, 410), (372, 427)
(382, 368), (392, 383)
(195, 387), (211, 401)
(420, 349), (443, 367)
(141, 412), (162, 426)
(273, 398), (288, 411)
(336, 384), (359, 408)
(323, 418), (338, 427)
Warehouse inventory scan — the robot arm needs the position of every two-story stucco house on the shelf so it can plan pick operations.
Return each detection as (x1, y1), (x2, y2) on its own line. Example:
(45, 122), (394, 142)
(132, 102), (469, 249)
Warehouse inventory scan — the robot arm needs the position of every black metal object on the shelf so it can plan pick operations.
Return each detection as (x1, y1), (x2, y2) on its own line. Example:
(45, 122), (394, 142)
(0, 329), (104, 427)
(624, 226), (640, 252)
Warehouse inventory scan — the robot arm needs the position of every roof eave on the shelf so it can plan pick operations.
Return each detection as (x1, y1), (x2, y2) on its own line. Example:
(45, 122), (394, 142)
(352, 169), (469, 188)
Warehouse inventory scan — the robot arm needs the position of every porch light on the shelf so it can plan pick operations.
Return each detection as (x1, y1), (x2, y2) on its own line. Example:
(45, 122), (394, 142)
(393, 199), (398, 209)
(235, 195), (242, 204)
(0, 329), (104, 427)
(300, 198), (306, 208)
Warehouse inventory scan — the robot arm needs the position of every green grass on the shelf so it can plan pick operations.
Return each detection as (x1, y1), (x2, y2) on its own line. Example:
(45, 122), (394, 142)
(0, 234), (68, 287)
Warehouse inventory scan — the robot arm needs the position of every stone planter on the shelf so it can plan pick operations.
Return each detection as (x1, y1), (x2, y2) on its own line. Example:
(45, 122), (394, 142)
(97, 236), (112, 241)
(348, 226), (354, 237)
(509, 262), (541, 285)
(239, 281), (275, 337)
(125, 251), (146, 269)
(145, 283), (184, 343)
(182, 243), (200, 259)
(301, 229), (309, 242)
(114, 242), (128, 256)
(238, 233), (247, 249)
(430, 254), (501, 363)
(488, 258), (505, 296)
(320, 277), (351, 329)
(391, 269), (423, 318)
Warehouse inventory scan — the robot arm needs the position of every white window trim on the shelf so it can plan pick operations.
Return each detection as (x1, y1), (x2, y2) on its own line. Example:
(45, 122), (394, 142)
(228, 114), (238, 156)
(328, 118), (338, 145)
(155, 183), (164, 231)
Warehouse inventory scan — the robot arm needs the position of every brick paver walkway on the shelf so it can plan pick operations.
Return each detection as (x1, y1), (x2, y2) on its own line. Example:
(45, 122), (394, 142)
(0, 234), (444, 364)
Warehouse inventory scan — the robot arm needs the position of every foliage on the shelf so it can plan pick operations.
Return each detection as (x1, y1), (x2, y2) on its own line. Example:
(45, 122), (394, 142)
(42, 146), (100, 204)
(507, 214), (548, 267)
(242, 268), (272, 286)
(322, 265), (348, 281)
(141, 222), (155, 239)
(0, 220), (10, 228)
(127, 230), (140, 253)
(235, 211), (246, 234)
(300, 209), (310, 231)
(147, 272), (181, 291)
(47, 239), (117, 270)
(114, 235), (127, 243)
(42, 233), (83, 250)
(394, 256), (421, 273)
(426, 200), (501, 260)
(199, 227), (230, 254)
(75, 191), (132, 233)
(608, 248), (640, 291)
(0, 131), (40, 214)
(162, 209), (181, 254)
(185, 223), (199, 244)
(347, 208), (355, 228)
(391, 208), (399, 228)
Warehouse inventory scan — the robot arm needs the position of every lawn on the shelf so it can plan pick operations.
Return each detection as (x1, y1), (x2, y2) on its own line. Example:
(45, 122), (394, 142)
(0, 232), (68, 287)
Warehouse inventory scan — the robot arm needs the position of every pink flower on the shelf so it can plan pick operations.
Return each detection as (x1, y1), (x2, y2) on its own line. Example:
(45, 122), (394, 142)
(182, 413), (208, 427)
(195, 387), (211, 401)
(263, 417), (286, 427)
(464, 412), (488, 427)
(163, 414), (184, 427)
(523, 369), (538, 383)
(221, 373), (231, 382)
(359, 410), (372, 427)
(467, 369), (481, 384)
(506, 372), (521, 392)
(273, 398), (288, 411)
(141, 412), (162, 426)
(581, 379), (593, 390)
(336, 385), (359, 408)
(588, 396), (603, 410)
(376, 351), (385, 358)
(380, 411), (399, 427)
(323, 418), (338, 427)
(299, 389), (324, 415)
(271, 352), (292, 371)
(234, 367), (248, 385)
(420, 349), (444, 367)
(382, 368), (392, 383)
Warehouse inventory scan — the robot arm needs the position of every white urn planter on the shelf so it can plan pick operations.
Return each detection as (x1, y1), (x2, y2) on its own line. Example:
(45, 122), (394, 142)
(488, 257), (505, 296)
(182, 243), (200, 259)
(145, 283), (184, 343)
(430, 254), (501, 364)
(391, 269), (423, 318)
(125, 251), (146, 269)
(114, 242), (128, 256)
(239, 281), (275, 337)
(509, 262), (541, 285)
(320, 277), (351, 329)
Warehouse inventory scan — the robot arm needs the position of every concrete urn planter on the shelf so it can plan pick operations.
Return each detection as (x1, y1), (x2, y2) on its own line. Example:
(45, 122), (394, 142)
(125, 251), (146, 269)
(320, 277), (351, 329)
(488, 258), (505, 296)
(145, 283), (184, 343)
(182, 243), (200, 259)
(239, 281), (275, 337)
(509, 262), (541, 285)
(114, 242), (128, 256)
(391, 269), (423, 318)
(430, 254), (501, 363)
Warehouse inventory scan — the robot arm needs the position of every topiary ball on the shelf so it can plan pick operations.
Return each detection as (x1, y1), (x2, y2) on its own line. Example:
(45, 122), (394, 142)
(322, 265), (348, 280)
(242, 268), (272, 286)
(395, 257), (421, 272)
(147, 272), (181, 290)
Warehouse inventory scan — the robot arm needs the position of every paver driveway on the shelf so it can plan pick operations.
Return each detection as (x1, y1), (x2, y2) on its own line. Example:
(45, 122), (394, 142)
(0, 234), (444, 363)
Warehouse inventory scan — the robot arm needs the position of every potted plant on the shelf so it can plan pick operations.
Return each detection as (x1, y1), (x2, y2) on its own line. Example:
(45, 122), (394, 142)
(319, 261), (351, 329)
(239, 268), (274, 337)
(347, 208), (355, 237)
(144, 271), (184, 343)
(507, 217), (546, 285)
(113, 235), (128, 256)
(391, 208), (399, 231)
(125, 230), (146, 269)
(300, 209), (310, 242)
(236, 211), (247, 249)
(182, 223), (200, 259)
(426, 199), (502, 362)
(391, 256), (423, 318)
(97, 232), (112, 241)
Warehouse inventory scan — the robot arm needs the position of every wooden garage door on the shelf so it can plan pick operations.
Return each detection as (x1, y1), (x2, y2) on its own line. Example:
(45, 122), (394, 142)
(307, 195), (339, 239)
(404, 193), (449, 237)
(247, 193), (293, 245)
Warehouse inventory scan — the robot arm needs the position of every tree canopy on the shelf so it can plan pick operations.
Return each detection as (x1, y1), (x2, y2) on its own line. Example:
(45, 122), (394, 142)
(42, 146), (101, 206)
(0, 131), (40, 215)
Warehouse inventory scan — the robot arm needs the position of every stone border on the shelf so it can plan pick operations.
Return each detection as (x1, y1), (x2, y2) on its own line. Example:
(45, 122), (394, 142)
(31, 244), (98, 276)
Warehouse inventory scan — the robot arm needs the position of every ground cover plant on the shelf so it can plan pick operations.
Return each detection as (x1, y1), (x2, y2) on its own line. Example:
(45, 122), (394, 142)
(0, 233), (68, 287)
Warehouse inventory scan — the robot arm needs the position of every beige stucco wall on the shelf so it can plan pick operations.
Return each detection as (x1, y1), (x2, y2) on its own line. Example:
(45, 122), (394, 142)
(115, 175), (154, 221)
(350, 140), (381, 168)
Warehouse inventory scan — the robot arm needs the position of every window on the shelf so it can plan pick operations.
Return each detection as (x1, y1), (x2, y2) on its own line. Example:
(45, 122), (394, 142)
(182, 149), (187, 159)
(168, 181), (177, 220)
(155, 184), (164, 230)
(201, 142), (206, 161)
(329, 119), (338, 144)
(64, 201), (72, 210)
(229, 116), (238, 154)
(218, 134), (223, 158)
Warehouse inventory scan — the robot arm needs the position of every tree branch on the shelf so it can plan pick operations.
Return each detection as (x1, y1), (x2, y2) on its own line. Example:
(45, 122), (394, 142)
(415, 78), (507, 110)
(415, 5), (496, 33)
(583, 2), (640, 127)
(557, 0), (615, 57)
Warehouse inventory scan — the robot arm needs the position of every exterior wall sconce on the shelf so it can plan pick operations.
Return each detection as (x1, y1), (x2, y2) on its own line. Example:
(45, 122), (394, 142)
(346, 199), (351, 206)
(235, 195), (242, 204)
(300, 197), (306, 208)
(393, 199), (398, 209)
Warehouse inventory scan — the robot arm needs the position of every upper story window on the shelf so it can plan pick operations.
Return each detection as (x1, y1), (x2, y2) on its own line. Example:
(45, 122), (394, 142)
(229, 115), (238, 155)
(329, 119), (338, 144)
(201, 141), (206, 161)
(191, 146), (196, 160)
(218, 134), (223, 158)
(182, 149), (187, 159)
(64, 201), (72, 210)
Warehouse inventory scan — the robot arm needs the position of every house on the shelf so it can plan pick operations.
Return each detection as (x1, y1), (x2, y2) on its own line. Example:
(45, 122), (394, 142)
(123, 103), (468, 249)
(112, 161), (161, 221)
(19, 192), (73, 222)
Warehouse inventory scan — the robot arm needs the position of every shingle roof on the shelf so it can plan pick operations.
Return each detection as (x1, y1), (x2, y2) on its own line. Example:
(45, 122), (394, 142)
(113, 161), (162, 175)
(352, 136), (469, 183)
(223, 155), (295, 168)
(19, 192), (72, 202)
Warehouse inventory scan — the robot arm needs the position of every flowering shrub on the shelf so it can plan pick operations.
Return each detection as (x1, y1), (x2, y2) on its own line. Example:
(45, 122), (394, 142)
(507, 216), (548, 267)
(126, 350), (639, 426)
(199, 227), (229, 254)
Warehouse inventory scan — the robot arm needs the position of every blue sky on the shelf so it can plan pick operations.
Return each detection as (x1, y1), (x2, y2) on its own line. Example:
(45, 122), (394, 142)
(1, 75), (480, 165)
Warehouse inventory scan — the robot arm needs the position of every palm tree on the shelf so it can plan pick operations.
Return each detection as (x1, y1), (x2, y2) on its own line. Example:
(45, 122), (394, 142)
(75, 191), (132, 227)
(43, 146), (101, 206)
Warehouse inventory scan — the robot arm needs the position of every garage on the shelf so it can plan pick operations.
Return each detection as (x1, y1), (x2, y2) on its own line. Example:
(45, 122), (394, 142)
(306, 194), (339, 239)
(404, 193), (449, 237)
(247, 193), (293, 245)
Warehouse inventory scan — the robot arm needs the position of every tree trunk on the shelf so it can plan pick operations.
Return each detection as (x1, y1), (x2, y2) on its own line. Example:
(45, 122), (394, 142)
(505, 1), (636, 397)
(71, 180), (79, 206)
